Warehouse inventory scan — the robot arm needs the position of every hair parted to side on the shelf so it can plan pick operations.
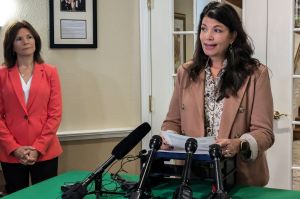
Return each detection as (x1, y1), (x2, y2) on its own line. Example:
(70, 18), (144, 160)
(189, 1), (259, 100)
(3, 20), (44, 68)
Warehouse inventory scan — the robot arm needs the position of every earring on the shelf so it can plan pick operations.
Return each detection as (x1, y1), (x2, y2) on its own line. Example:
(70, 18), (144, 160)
(229, 43), (235, 64)
(229, 43), (233, 54)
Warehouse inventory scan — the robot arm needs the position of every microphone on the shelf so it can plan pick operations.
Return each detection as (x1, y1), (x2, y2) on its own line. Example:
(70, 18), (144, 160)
(61, 122), (151, 199)
(129, 135), (162, 199)
(111, 123), (151, 159)
(207, 144), (230, 199)
(173, 138), (197, 199)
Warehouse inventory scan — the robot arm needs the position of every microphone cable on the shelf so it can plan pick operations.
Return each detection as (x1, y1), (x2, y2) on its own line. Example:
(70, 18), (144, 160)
(108, 149), (147, 193)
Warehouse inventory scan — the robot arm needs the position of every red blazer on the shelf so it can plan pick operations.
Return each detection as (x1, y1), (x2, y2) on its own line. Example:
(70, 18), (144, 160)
(0, 63), (63, 163)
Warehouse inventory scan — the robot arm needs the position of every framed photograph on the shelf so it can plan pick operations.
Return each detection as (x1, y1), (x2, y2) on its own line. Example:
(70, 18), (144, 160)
(174, 13), (186, 71)
(49, 0), (97, 48)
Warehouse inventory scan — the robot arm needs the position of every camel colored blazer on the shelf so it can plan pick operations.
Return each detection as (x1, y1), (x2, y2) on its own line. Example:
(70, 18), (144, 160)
(0, 63), (63, 163)
(162, 62), (274, 186)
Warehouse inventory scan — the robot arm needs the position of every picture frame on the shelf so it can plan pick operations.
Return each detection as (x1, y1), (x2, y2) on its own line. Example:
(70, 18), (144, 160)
(174, 13), (186, 71)
(294, 42), (300, 73)
(49, 0), (97, 48)
(295, 0), (300, 28)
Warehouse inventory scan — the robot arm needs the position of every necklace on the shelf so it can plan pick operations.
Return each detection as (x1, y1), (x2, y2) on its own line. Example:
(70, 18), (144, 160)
(18, 63), (34, 78)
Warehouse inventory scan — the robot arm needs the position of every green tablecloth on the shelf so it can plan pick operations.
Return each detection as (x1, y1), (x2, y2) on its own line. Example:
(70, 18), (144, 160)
(3, 170), (300, 199)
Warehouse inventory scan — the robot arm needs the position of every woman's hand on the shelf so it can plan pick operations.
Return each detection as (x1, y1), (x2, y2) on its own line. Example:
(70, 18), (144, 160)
(13, 146), (33, 165)
(26, 149), (39, 165)
(160, 135), (174, 150)
(13, 146), (38, 165)
(215, 138), (241, 157)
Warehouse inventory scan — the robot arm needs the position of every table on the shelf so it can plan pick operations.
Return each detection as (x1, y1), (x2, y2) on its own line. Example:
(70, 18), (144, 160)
(3, 170), (300, 199)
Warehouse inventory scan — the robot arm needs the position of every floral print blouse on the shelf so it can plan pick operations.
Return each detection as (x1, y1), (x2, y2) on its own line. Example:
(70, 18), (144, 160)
(204, 62), (226, 137)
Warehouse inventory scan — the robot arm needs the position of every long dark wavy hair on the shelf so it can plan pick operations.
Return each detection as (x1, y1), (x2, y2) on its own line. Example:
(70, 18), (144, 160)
(190, 1), (259, 100)
(3, 20), (44, 68)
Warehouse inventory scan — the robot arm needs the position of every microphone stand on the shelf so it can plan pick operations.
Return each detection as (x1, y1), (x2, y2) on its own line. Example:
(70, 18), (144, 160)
(207, 144), (230, 199)
(61, 122), (151, 199)
(173, 138), (198, 199)
(62, 156), (119, 199)
(130, 135), (162, 199)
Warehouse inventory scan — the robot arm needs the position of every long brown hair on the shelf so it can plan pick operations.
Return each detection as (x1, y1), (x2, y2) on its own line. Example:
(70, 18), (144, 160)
(190, 2), (259, 100)
(3, 20), (44, 68)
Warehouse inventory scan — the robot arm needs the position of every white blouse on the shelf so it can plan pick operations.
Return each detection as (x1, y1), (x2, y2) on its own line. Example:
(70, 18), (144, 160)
(20, 74), (32, 104)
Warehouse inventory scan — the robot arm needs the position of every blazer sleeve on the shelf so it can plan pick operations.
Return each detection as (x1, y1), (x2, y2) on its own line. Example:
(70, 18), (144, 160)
(248, 66), (274, 154)
(0, 72), (22, 155)
(32, 67), (62, 155)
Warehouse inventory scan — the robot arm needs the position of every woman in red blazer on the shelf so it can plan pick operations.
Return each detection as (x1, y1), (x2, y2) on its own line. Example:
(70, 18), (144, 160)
(0, 20), (63, 193)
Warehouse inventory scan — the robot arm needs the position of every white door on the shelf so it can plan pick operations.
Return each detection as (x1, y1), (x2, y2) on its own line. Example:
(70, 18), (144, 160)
(244, 0), (293, 189)
(140, 0), (294, 189)
(149, 0), (174, 140)
(266, 0), (293, 189)
(140, 0), (174, 148)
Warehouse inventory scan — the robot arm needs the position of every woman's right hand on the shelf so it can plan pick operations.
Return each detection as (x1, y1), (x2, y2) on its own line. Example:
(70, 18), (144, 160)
(160, 135), (174, 150)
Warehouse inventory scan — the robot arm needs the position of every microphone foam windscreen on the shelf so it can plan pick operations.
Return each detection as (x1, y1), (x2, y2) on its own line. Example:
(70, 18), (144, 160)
(112, 122), (151, 159)
(149, 135), (162, 150)
(185, 138), (198, 153)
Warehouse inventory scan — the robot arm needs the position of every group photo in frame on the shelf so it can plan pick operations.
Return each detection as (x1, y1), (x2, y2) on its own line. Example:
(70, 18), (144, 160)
(49, 0), (97, 48)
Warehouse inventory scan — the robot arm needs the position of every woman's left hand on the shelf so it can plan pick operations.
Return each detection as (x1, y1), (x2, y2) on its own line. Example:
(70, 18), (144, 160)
(26, 149), (39, 165)
(215, 138), (241, 158)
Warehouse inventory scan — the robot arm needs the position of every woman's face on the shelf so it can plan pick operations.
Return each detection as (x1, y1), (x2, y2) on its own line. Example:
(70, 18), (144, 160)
(13, 28), (36, 58)
(200, 16), (236, 61)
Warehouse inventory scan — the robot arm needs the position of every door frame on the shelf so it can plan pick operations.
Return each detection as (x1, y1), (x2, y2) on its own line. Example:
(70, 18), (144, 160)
(140, 0), (152, 148)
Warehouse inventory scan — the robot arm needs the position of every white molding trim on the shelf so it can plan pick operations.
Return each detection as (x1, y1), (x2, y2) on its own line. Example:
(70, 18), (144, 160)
(140, 0), (152, 149)
(58, 127), (133, 141)
(173, 31), (195, 35)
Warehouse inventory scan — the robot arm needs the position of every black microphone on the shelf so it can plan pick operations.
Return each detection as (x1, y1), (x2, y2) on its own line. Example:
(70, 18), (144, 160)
(111, 123), (151, 159)
(207, 144), (230, 199)
(173, 138), (198, 199)
(61, 122), (151, 199)
(129, 135), (162, 199)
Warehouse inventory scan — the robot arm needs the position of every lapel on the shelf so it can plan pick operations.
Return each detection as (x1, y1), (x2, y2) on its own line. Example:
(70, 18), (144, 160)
(9, 66), (27, 113)
(218, 76), (250, 138)
(193, 70), (206, 135)
(27, 63), (44, 110)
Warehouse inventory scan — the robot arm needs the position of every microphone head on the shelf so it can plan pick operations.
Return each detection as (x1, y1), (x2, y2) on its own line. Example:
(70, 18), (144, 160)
(149, 135), (162, 150)
(138, 149), (147, 158)
(185, 138), (198, 153)
(209, 144), (222, 158)
(112, 122), (151, 159)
